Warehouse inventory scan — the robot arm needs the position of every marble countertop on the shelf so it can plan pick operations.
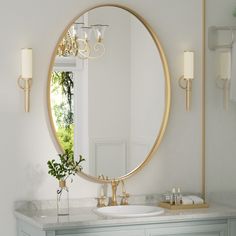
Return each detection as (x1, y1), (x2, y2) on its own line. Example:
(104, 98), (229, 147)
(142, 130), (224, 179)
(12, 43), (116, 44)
(14, 203), (236, 231)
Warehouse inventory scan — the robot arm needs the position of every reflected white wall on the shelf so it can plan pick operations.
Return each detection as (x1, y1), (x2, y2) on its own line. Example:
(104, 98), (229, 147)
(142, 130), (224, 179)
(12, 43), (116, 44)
(129, 15), (165, 171)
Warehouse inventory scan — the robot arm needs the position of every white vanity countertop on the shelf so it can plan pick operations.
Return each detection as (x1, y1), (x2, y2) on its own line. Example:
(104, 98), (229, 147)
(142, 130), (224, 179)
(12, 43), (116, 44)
(14, 204), (236, 231)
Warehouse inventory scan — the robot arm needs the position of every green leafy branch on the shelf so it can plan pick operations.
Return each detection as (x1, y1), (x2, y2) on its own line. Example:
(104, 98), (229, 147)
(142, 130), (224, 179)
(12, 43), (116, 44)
(47, 149), (85, 181)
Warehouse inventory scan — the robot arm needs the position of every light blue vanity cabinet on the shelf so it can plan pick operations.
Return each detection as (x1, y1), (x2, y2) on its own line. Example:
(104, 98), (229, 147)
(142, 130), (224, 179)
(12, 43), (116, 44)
(15, 204), (236, 236)
(16, 215), (234, 236)
(17, 220), (228, 236)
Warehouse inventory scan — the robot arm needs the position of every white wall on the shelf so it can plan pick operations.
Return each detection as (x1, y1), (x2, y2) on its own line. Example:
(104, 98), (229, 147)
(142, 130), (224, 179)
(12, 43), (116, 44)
(206, 0), (236, 197)
(0, 0), (202, 235)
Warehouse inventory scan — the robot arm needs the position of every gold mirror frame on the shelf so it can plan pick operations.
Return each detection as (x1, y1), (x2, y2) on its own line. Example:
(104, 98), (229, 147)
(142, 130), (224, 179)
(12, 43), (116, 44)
(47, 4), (171, 184)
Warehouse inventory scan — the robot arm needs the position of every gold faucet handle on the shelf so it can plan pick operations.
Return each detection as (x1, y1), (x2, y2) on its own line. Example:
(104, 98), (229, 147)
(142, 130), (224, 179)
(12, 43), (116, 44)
(95, 195), (107, 208)
(120, 192), (130, 205)
(119, 180), (129, 205)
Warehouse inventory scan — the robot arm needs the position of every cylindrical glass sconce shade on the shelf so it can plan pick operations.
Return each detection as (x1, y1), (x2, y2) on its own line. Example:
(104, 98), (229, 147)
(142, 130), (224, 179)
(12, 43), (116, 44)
(21, 48), (32, 79)
(220, 51), (231, 80)
(184, 51), (194, 79)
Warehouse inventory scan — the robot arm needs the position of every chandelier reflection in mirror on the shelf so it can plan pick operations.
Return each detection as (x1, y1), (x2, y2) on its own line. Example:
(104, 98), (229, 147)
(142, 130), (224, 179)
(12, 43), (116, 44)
(57, 22), (109, 59)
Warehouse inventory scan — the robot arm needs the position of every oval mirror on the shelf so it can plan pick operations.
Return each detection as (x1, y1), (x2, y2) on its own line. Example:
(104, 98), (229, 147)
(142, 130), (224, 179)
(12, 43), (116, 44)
(47, 5), (170, 183)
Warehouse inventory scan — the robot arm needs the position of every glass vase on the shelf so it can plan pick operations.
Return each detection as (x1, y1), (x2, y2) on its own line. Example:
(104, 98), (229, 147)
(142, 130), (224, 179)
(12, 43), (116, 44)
(57, 180), (69, 216)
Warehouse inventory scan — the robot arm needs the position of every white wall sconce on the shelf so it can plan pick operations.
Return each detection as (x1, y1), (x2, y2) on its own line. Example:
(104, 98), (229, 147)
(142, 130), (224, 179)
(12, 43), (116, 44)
(216, 51), (231, 111)
(18, 48), (32, 112)
(178, 51), (194, 111)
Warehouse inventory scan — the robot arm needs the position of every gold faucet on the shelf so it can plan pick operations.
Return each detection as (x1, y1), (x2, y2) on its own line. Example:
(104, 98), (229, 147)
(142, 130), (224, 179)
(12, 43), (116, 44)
(110, 179), (120, 206)
(96, 177), (130, 207)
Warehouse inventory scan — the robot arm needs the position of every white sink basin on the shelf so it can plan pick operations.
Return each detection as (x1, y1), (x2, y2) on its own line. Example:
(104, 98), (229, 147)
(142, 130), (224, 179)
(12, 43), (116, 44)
(93, 205), (164, 218)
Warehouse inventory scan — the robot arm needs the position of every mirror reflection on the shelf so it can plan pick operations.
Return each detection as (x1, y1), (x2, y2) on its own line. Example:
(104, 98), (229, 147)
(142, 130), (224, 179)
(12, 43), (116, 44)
(49, 6), (167, 180)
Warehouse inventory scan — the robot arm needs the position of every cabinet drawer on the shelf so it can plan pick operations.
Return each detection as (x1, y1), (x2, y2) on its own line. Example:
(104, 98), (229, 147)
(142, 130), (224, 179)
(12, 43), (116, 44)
(146, 223), (227, 236)
(59, 229), (144, 236)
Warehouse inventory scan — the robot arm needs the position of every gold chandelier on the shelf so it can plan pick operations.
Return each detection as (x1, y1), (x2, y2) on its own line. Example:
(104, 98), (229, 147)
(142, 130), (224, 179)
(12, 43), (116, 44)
(57, 23), (109, 59)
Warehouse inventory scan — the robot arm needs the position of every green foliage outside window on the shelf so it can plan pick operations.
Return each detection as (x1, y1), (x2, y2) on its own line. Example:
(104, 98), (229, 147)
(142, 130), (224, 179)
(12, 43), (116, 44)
(56, 126), (74, 154)
(51, 71), (74, 153)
